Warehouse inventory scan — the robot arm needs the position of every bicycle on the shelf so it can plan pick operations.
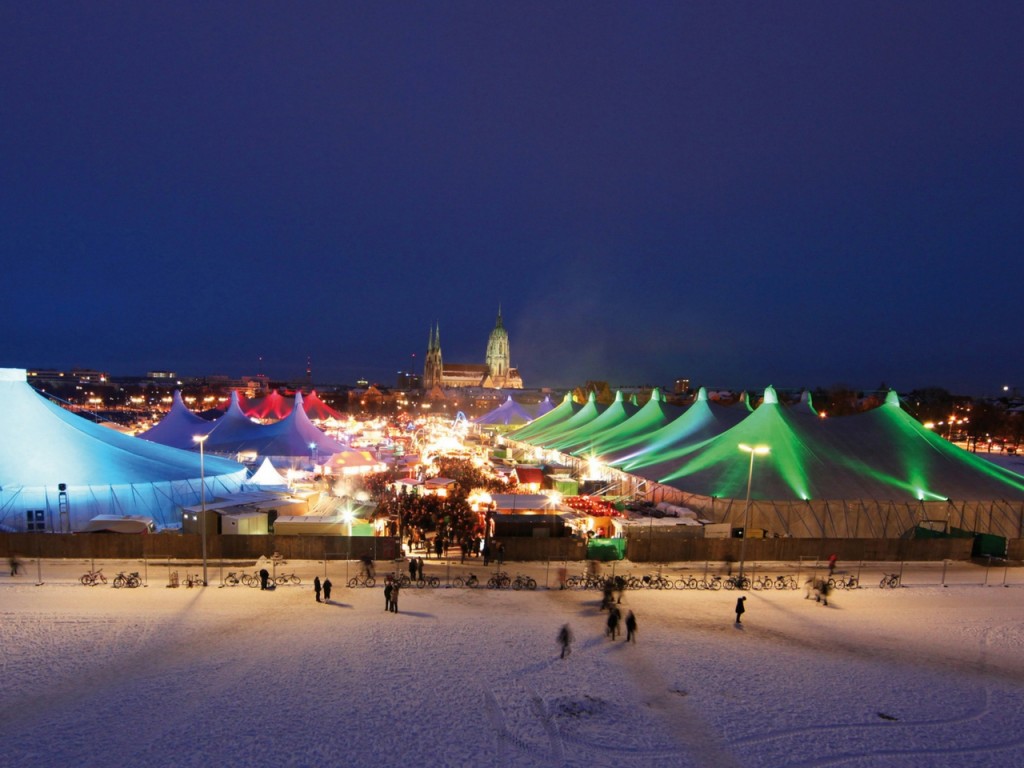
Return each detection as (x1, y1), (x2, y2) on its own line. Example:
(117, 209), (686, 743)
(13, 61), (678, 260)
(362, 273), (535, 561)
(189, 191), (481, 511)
(879, 573), (900, 589)
(511, 574), (537, 590)
(751, 575), (775, 590)
(642, 574), (673, 590)
(242, 571), (262, 588)
(487, 571), (511, 589)
(416, 575), (441, 588)
(347, 574), (377, 588)
(828, 574), (858, 590)
(724, 575), (750, 590)
(113, 571), (142, 588)
(223, 571), (245, 587)
(80, 569), (107, 586)
(451, 573), (479, 588)
(181, 573), (203, 588)
(673, 576), (699, 590)
(274, 572), (302, 587)
(696, 575), (723, 590)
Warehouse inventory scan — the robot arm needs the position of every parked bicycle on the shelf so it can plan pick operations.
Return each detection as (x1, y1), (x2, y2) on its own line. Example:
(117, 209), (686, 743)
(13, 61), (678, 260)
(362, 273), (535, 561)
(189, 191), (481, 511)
(347, 574), (376, 588)
(828, 574), (859, 590)
(724, 575), (750, 590)
(751, 575), (775, 590)
(642, 574), (674, 590)
(416, 575), (441, 588)
(242, 571), (262, 588)
(511, 574), (537, 590)
(182, 573), (203, 588)
(113, 571), (142, 588)
(223, 571), (245, 587)
(696, 575), (723, 590)
(879, 572), (901, 589)
(80, 569), (107, 586)
(487, 571), (511, 589)
(274, 572), (302, 586)
(451, 573), (479, 588)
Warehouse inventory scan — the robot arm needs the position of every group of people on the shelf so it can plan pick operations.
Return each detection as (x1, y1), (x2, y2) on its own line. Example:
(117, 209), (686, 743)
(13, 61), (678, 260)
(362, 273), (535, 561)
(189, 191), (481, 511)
(313, 576), (333, 603)
(383, 576), (401, 612)
(407, 557), (426, 582)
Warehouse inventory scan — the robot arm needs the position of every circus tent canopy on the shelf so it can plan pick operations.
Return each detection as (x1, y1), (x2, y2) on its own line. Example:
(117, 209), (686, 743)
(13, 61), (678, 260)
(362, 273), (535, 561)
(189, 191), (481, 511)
(203, 392), (345, 464)
(542, 390), (639, 454)
(474, 396), (533, 427)
(506, 393), (581, 443)
(0, 368), (245, 531)
(303, 390), (343, 421)
(138, 390), (214, 450)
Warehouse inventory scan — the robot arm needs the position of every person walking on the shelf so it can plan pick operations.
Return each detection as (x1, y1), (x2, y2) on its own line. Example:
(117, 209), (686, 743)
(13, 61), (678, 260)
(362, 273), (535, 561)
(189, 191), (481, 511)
(558, 624), (574, 659)
(828, 553), (838, 576)
(322, 578), (332, 602)
(259, 567), (270, 590)
(408, 557), (417, 582)
(435, 537), (443, 559)
(314, 576), (322, 603)
(625, 610), (637, 643)
(391, 581), (400, 613)
(606, 605), (621, 640)
(9, 555), (20, 576)
(735, 596), (746, 624)
(384, 578), (393, 612)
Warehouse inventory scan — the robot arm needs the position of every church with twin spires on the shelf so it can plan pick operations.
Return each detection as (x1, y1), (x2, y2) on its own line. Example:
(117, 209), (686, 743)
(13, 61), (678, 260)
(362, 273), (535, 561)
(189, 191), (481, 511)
(423, 308), (523, 390)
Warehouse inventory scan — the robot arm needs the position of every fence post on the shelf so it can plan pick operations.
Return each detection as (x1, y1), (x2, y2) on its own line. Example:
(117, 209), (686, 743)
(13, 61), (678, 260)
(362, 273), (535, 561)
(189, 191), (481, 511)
(898, 560), (905, 587)
(984, 556), (992, 586)
(941, 559), (948, 587)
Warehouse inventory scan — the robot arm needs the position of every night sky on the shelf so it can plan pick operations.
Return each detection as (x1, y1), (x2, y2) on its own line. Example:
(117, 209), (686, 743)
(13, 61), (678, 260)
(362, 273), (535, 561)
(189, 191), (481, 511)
(2, 3), (1021, 395)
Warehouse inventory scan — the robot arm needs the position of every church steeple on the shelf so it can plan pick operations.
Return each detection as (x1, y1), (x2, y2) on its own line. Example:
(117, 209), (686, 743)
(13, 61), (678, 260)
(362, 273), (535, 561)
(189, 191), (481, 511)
(485, 306), (510, 384)
(423, 322), (443, 389)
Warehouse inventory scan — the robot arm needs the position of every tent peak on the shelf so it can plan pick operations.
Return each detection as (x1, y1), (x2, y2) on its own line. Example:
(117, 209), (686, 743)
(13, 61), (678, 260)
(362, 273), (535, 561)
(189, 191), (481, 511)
(763, 386), (779, 405)
(885, 390), (901, 407)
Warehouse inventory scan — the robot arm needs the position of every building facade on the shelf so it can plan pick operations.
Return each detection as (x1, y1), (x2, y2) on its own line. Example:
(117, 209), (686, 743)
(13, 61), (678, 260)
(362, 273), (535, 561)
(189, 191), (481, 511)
(423, 309), (523, 390)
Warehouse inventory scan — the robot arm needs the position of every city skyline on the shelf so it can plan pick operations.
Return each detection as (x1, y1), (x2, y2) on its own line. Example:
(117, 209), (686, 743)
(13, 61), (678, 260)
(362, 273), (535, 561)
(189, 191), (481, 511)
(2, 4), (1021, 396)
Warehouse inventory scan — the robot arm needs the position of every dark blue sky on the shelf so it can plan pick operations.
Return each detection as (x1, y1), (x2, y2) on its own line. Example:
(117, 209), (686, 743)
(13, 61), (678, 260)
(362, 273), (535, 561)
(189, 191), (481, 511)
(2, 2), (1021, 395)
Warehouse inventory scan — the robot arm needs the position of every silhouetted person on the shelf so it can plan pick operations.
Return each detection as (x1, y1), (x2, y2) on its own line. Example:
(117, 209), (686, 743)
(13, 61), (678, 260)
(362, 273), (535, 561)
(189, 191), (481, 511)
(607, 606), (621, 640)
(314, 576), (322, 602)
(259, 568), (270, 590)
(558, 624), (574, 658)
(323, 578), (332, 602)
(625, 610), (637, 643)
(9, 555), (20, 576)
(391, 582), (400, 613)
(735, 596), (746, 624)
(408, 558), (417, 581)
(828, 553), (838, 576)
(384, 579), (393, 611)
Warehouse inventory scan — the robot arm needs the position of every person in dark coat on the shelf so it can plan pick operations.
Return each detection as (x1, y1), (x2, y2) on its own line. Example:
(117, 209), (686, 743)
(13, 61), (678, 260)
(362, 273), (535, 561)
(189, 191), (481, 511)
(384, 579), (393, 612)
(482, 543), (491, 566)
(735, 596), (746, 624)
(606, 606), (621, 640)
(558, 624), (573, 659)
(417, 557), (424, 581)
(391, 582), (400, 613)
(259, 568), (270, 590)
(314, 576), (322, 602)
(435, 537), (443, 559)
(625, 610), (637, 643)
(322, 578), (332, 602)
(408, 558), (417, 581)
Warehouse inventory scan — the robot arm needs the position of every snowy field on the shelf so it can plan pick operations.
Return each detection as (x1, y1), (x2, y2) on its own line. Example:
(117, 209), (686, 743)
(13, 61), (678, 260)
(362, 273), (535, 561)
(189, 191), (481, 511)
(2, 559), (1023, 768)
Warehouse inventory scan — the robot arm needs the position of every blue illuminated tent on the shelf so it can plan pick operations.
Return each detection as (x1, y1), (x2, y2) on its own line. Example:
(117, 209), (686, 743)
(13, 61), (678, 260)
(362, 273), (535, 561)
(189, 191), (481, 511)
(0, 368), (246, 532)
(138, 390), (214, 450)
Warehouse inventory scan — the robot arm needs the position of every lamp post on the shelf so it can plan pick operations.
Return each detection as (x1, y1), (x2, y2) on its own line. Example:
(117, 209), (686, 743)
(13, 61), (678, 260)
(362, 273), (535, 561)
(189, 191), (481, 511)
(193, 434), (209, 587)
(737, 443), (770, 586)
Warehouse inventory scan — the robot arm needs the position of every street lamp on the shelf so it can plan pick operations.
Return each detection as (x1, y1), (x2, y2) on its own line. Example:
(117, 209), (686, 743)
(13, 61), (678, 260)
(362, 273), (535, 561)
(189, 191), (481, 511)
(193, 434), (209, 587)
(738, 443), (770, 586)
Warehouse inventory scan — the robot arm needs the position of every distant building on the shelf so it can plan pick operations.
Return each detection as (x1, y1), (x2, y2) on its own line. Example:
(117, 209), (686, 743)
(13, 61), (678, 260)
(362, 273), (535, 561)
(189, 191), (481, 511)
(423, 308), (523, 390)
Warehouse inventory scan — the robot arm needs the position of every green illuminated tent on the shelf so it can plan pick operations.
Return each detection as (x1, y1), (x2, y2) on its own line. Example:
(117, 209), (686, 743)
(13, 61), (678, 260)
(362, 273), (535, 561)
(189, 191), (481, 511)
(609, 387), (749, 471)
(570, 388), (683, 460)
(505, 393), (580, 443)
(517, 392), (605, 448)
(542, 390), (639, 454)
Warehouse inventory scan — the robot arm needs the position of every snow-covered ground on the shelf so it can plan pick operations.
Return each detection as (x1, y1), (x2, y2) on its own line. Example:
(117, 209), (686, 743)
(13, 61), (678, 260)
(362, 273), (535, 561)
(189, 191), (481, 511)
(2, 559), (1023, 768)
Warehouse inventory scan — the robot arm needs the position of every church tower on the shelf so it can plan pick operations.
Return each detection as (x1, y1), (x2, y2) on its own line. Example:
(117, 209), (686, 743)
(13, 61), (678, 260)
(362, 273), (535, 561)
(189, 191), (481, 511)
(423, 323), (443, 389)
(484, 307), (510, 385)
